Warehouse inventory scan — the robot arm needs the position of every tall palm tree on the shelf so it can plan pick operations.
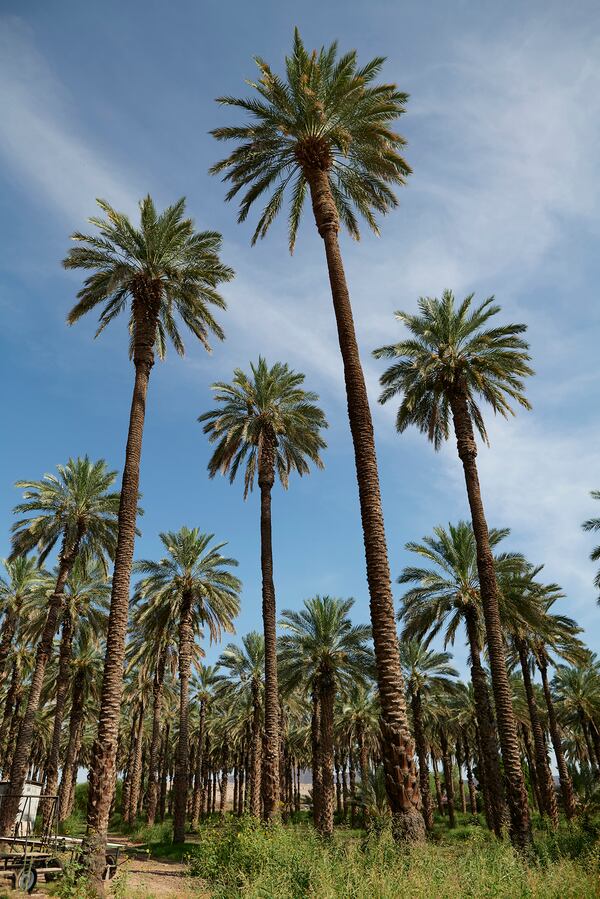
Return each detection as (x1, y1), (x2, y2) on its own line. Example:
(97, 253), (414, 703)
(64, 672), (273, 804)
(398, 521), (516, 837)
(63, 195), (233, 878)
(278, 596), (372, 836)
(134, 528), (241, 842)
(375, 291), (534, 847)
(0, 457), (119, 836)
(200, 358), (326, 820)
(218, 632), (265, 818)
(0, 556), (47, 679)
(399, 640), (458, 831)
(210, 31), (424, 840)
(582, 491), (600, 603)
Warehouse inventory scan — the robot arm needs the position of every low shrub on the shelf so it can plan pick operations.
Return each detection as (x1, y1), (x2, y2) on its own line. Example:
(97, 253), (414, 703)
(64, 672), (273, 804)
(188, 817), (600, 898)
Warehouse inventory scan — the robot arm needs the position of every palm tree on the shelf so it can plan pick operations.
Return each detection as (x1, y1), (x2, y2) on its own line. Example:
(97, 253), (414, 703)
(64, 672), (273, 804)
(582, 491), (600, 602)
(210, 32), (425, 840)
(63, 195), (233, 876)
(134, 528), (241, 842)
(553, 655), (600, 770)
(218, 632), (265, 818)
(339, 684), (379, 827)
(399, 640), (458, 830)
(398, 521), (515, 837)
(200, 358), (326, 821)
(0, 457), (119, 836)
(375, 291), (534, 847)
(190, 665), (220, 825)
(58, 631), (105, 822)
(0, 556), (47, 679)
(278, 596), (372, 836)
(41, 559), (110, 825)
(127, 597), (178, 827)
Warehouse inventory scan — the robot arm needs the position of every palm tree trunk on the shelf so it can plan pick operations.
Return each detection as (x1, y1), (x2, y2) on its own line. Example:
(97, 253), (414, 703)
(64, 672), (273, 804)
(42, 609), (74, 828)
(455, 737), (467, 814)
(219, 746), (229, 816)
(86, 299), (157, 888)
(249, 679), (262, 818)
(58, 668), (86, 822)
(306, 170), (423, 841)
(0, 533), (81, 836)
(258, 440), (280, 822)
(450, 389), (531, 847)
(319, 675), (335, 837)
(191, 700), (207, 828)
(464, 608), (507, 836)
(128, 701), (145, 823)
(431, 750), (444, 816)
(311, 689), (323, 829)
(173, 589), (193, 843)
(410, 690), (434, 830)
(0, 605), (20, 681)
(348, 744), (356, 828)
(521, 723), (542, 813)
(341, 756), (348, 819)
(463, 734), (478, 815)
(158, 723), (170, 823)
(147, 648), (167, 826)
(516, 639), (558, 826)
(537, 658), (576, 819)
(439, 728), (456, 828)
(0, 659), (21, 767)
(335, 753), (342, 816)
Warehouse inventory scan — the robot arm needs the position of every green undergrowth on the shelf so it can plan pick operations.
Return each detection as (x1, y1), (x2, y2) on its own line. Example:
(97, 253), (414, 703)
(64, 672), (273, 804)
(188, 816), (600, 899)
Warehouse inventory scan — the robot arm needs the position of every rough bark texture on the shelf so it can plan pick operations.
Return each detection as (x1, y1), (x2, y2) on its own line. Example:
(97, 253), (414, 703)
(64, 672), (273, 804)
(439, 729), (456, 828)
(0, 660), (21, 767)
(0, 604), (20, 682)
(85, 287), (158, 890)
(249, 680), (262, 818)
(464, 607), (508, 836)
(173, 589), (193, 843)
(521, 724), (542, 813)
(456, 738), (467, 814)
(319, 675), (335, 837)
(0, 533), (81, 836)
(311, 690), (323, 829)
(258, 436), (280, 821)
(147, 648), (167, 826)
(42, 608), (74, 828)
(411, 690), (434, 830)
(128, 701), (145, 824)
(191, 700), (207, 828)
(450, 388), (531, 849)
(463, 734), (478, 815)
(517, 639), (558, 827)
(58, 668), (86, 822)
(306, 168), (423, 841)
(538, 658), (576, 818)
(431, 751), (444, 816)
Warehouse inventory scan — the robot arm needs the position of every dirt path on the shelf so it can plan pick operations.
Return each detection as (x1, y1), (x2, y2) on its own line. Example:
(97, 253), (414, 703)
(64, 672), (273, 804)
(116, 854), (201, 898)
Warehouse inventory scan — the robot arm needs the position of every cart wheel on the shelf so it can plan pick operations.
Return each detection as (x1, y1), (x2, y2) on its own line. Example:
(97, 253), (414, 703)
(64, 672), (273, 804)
(14, 866), (38, 894)
(102, 854), (117, 881)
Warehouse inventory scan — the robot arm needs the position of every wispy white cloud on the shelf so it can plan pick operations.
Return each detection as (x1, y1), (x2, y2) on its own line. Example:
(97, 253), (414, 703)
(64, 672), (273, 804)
(0, 17), (139, 224)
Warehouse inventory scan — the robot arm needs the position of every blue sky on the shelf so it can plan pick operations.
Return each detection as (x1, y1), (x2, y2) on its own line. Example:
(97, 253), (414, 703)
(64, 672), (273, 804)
(1, 0), (599, 675)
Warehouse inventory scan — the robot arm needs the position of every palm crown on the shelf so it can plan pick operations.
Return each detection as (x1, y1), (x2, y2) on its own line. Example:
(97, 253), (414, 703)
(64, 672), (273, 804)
(210, 28), (411, 250)
(399, 640), (458, 698)
(582, 490), (600, 601)
(11, 457), (120, 568)
(278, 595), (372, 694)
(133, 527), (241, 644)
(373, 290), (533, 449)
(398, 521), (524, 648)
(63, 195), (233, 356)
(199, 357), (327, 497)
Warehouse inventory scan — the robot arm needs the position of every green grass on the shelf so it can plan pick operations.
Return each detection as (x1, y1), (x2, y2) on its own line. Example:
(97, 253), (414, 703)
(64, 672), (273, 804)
(188, 816), (600, 898)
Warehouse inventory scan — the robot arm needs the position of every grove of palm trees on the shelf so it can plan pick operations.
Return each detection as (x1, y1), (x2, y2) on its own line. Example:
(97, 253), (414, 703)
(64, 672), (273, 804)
(1, 17), (599, 899)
